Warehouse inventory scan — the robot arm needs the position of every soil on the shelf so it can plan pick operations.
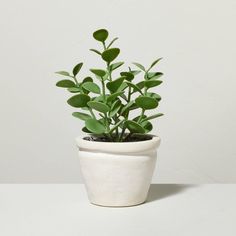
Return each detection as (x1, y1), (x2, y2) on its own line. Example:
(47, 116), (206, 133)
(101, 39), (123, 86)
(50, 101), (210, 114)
(83, 135), (153, 142)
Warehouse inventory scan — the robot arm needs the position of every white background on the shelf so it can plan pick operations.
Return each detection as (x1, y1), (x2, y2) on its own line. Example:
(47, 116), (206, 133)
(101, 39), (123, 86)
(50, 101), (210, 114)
(0, 0), (235, 183)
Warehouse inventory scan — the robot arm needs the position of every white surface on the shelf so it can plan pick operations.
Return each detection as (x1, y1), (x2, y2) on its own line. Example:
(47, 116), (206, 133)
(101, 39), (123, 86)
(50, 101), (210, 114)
(0, 0), (236, 183)
(77, 137), (160, 206)
(0, 184), (235, 236)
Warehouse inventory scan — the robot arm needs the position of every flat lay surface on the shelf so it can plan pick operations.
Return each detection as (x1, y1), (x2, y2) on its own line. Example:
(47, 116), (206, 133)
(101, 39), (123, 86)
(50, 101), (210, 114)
(0, 184), (235, 235)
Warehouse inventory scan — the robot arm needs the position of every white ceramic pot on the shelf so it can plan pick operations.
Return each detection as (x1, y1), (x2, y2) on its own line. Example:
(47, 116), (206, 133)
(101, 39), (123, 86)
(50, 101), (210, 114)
(76, 136), (161, 207)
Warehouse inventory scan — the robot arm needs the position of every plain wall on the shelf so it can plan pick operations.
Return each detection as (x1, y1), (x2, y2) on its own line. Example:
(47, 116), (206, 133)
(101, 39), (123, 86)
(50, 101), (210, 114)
(0, 0), (236, 183)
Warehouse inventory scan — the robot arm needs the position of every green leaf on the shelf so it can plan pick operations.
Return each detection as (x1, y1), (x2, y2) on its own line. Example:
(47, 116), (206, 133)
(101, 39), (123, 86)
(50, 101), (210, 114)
(148, 58), (162, 71)
(93, 95), (104, 102)
(130, 70), (141, 76)
(90, 49), (102, 55)
(67, 94), (90, 108)
(90, 69), (106, 77)
(146, 92), (162, 101)
(55, 71), (70, 76)
(120, 101), (135, 115)
(136, 81), (145, 90)
(67, 87), (81, 93)
(133, 115), (147, 122)
(111, 99), (121, 110)
(83, 77), (93, 83)
(85, 118), (106, 134)
(135, 96), (158, 110)
(120, 72), (134, 81)
(82, 126), (92, 133)
(147, 72), (163, 80)
(107, 91), (124, 103)
(117, 82), (128, 92)
(102, 48), (120, 63)
(56, 80), (75, 88)
(107, 37), (119, 49)
(72, 112), (92, 121)
(101, 72), (109, 81)
(142, 113), (164, 122)
(109, 62), (124, 71)
(132, 62), (145, 71)
(73, 63), (83, 76)
(106, 76), (125, 93)
(82, 82), (100, 94)
(129, 103), (138, 110)
(125, 120), (146, 134)
(87, 101), (109, 113)
(144, 80), (163, 89)
(93, 29), (108, 42)
(126, 81), (143, 95)
(109, 100), (121, 118)
(109, 119), (124, 133)
(81, 107), (89, 111)
(141, 121), (153, 133)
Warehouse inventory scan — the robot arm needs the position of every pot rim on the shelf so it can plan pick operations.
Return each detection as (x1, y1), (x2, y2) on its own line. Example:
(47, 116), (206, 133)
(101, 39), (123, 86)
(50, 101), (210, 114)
(76, 135), (161, 154)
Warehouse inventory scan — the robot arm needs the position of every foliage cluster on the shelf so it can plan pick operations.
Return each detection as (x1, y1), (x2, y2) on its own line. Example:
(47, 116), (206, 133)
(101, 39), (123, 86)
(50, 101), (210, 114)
(56, 29), (164, 142)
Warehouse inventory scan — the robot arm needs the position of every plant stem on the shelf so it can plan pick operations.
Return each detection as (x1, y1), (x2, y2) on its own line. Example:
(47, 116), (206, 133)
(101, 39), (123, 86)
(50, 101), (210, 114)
(100, 75), (111, 139)
(107, 62), (112, 81)
(102, 41), (106, 50)
(119, 87), (132, 141)
(119, 127), (126, 142)
(89, 108), (96, 119)
(127, 86), (131, 101)
(71, 76), (79, 85)
(138, 109), (145, 123)
(101, 79), (106, 102)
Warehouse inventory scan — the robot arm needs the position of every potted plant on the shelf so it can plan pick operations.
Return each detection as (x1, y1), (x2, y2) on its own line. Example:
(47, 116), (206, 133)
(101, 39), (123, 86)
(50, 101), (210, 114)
(55, 29), (164, 207)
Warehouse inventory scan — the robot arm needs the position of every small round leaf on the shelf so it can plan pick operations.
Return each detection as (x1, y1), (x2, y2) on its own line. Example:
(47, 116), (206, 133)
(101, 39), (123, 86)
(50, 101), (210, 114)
(109, 100), (121, 118)
(82, 82), (101, 94)
(135, 96), (158, 110)
(148, 58), (162, 71)
(144, 80), (162, 89)
(83, 77), (93, 83)
(72, 112), (92, 121)
(132, 62), (145, 71)
(102, 48), (120, 63)
(73, 63), (83, 76)
(110, 62), (124, 71)
(55, 71), (70, 76)
(146, 92), (161, 101)
(88, 101), (110, 113)
(90, 69), (106, 77)
(106, 76), (125, 93)
(93, 29), (109, 42)
(136, 81), (145, 90)
(82, 126), (92, 133)
(67, 94), (90, 108)
(147, 72), (163, 80)
(125, 120), (146, 134)
(120, 72), (134, 81)
(107, 91), (124, 103)
(85, 118), (106, 134)
(126, 81), (143, 94)
(141, 121), (153, 133)
(67, 87), (81, 93)
(56, 80), (75, 88)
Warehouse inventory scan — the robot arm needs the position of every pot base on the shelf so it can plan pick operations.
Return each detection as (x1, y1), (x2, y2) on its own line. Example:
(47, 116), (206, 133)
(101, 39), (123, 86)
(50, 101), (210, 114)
(90, 199), (146, 208)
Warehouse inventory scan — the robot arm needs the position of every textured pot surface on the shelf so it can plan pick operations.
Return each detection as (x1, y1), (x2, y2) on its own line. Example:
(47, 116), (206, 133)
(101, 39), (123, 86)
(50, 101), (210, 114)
(76, 136), (161, 207)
